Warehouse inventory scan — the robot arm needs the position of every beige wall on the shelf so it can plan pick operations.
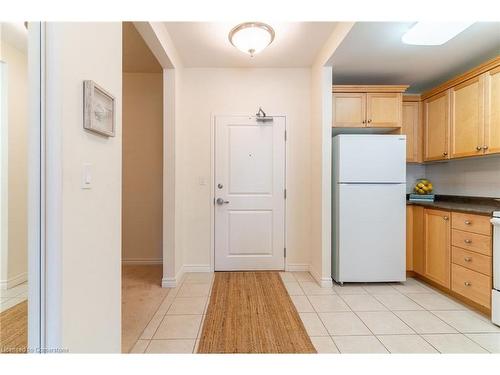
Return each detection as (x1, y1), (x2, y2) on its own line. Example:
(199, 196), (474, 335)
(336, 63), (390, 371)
(122, 72), (163, 263)
(177, 68), (312, 270)
(0, 40), (28, 289)
(45, 22), (122, 352)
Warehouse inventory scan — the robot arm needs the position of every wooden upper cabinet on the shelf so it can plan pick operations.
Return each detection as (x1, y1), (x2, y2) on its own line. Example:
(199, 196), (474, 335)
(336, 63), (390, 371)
(424, 208), (451, 289)
(332, 85), (407, 128)
(424, 91), (450, 161)
(332, 93), (366, 127)
(484, 66), (500, 155)
(366, 93), (402, 128)
(450, 76), (484, 158)
(402, 100), (421, 162)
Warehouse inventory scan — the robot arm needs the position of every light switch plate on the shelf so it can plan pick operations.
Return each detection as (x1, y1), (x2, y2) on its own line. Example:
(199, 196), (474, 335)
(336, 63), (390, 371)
(82, 163), (93, 189)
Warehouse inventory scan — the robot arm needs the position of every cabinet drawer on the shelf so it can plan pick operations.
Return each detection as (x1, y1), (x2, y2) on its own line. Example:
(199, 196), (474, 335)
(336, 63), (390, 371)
(451, 212), (492, 235)
(451, 246), (492, 276)
(451, 229), (492, 256)
(451, 264), (491, 308)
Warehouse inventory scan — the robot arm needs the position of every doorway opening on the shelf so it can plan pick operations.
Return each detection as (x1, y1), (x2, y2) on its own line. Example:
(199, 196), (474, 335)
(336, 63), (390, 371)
(121, 22), (165, 353)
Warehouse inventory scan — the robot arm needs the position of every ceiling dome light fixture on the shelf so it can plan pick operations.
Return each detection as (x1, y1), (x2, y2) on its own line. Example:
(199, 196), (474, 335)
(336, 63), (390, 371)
(229, 22), (275, 57)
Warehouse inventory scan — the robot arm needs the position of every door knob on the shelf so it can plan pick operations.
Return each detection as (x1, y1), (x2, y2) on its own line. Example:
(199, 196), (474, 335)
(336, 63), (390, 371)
(216, 198), (229, 205)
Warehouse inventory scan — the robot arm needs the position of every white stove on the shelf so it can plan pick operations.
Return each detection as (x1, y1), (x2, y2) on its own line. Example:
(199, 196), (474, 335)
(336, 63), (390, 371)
(492, 211), (500, 326)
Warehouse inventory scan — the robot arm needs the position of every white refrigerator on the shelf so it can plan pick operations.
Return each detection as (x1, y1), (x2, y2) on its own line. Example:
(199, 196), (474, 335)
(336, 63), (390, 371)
(332, 134), (406, 283)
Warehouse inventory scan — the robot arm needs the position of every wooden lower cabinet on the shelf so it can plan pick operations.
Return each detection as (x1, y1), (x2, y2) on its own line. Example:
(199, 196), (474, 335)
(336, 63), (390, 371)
(423, 209), (451, 288)
(451, 264), (491, 309)
(408, 206), (493, 312)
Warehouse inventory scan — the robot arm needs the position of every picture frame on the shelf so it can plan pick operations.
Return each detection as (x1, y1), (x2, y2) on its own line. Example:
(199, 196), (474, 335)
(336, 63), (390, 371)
(83, 80), (116, 137)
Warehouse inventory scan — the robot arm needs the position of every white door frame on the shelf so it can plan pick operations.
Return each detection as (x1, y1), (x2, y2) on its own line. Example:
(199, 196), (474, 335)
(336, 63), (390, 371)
(210, 114), (287, 272)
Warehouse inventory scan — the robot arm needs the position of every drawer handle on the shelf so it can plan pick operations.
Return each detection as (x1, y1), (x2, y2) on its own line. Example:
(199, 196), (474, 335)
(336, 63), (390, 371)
(443, 216), (449, 221)
(464, 281), (472, 287)
(464, 257), (472, 262)
(464, 239), (472, 244)
(464, 220), (472, 225)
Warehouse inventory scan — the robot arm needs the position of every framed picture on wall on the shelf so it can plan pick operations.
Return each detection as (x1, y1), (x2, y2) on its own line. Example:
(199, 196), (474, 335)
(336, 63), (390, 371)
(83, 80), (115, 137)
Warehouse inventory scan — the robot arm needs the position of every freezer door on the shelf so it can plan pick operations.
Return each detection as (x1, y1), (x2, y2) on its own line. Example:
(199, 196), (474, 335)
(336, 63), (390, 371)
(336, 183), (406, 282)
(334, 135), (406, 183)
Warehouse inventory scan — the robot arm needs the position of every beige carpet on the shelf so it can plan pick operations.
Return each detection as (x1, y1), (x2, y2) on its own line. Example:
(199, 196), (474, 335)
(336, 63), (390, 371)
(122, 265), (168, 353)
(198, 272), (316, 353)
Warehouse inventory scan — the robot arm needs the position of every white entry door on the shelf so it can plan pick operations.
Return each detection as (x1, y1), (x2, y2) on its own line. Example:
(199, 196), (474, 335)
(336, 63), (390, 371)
(214, 115), (286, 271)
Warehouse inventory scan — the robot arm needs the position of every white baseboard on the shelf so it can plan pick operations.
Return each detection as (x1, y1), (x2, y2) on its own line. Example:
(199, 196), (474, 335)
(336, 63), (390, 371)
(182, 264), (211, 273)
(285, 263), (310, 272)
(161, 264), (212, 288)
(0, 272), (27, 290)
(122, 258), (163, 265)
(309, 266), (333, 288)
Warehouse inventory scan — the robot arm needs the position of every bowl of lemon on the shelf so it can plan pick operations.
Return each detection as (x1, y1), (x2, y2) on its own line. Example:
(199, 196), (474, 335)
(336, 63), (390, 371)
(413, 178), (433, 195)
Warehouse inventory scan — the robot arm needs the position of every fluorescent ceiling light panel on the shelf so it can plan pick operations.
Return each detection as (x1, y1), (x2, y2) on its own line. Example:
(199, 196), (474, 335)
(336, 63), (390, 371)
(402, 22), (474, 45)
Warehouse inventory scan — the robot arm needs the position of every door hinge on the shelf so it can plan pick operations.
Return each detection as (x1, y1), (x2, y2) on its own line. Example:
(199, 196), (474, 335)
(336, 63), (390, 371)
(284, 247), (287, 258)
(284, 130), (287, 141)
(284, 188), (287, 199)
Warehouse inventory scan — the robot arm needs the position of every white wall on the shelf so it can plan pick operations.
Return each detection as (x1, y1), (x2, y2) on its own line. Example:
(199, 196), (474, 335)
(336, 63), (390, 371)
(425, 156), (500, 197)
(310, 23), (354, 286)
(0, 39), (28, 289)
(45, 22), (122, 353)
(177, 68), (312, 270)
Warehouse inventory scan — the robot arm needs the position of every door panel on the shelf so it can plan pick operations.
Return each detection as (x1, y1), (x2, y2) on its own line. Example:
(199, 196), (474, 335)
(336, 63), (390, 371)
(484, 67), (500, 155)
(366, 93), (402, 128)
(450, 77), (484, 158)
(215, 116), (285, 271)
(334, 135), (406, 183)
(337, 183), (406, 282)
(424, 209), (451, 288)
(332, 93), (366, 127)
(424, 91), (450, 161)
(402, 102), (419, 162)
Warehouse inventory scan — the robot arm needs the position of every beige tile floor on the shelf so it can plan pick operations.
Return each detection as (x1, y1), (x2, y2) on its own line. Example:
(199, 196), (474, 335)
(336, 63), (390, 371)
(128, 271), (500, 354)
(0, 282), (28, 313)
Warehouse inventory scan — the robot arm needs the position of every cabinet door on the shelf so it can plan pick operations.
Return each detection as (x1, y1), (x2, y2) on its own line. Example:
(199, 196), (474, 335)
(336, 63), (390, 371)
(412, 205), (425, 276)
(366, 93), (402, 128)
(332, 93), (366, 127)
(450, 76), (484, 158)
(406, 206), (413, 271)
(424, 91), (450, 161)
(484, 67), (500, 155)
(424, 209), (451, 288)
(402, 101), (420, 162)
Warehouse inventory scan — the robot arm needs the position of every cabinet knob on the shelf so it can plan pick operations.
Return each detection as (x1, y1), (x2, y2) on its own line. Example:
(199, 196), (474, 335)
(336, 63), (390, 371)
(443, 216), (449, 220)
(476, 146), (483, 151)
(443, 152), (448, 156)
(367, 119), (372, 123)
(362, 120), (366, 124)
(464, 257), (472, 262)
(464, 239), (472, 244)
(464, 220), (471, 225)
(464, 281), (472, 287)
(483, 145), (489, 150)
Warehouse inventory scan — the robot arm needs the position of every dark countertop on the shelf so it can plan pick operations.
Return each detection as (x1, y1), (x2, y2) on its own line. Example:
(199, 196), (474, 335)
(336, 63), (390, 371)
(406, 195), (500, 216)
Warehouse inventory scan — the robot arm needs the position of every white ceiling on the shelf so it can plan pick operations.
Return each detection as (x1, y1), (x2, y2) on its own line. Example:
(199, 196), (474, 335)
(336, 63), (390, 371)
(164, 22), (337, 67)
(331, 22), (500, 93)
